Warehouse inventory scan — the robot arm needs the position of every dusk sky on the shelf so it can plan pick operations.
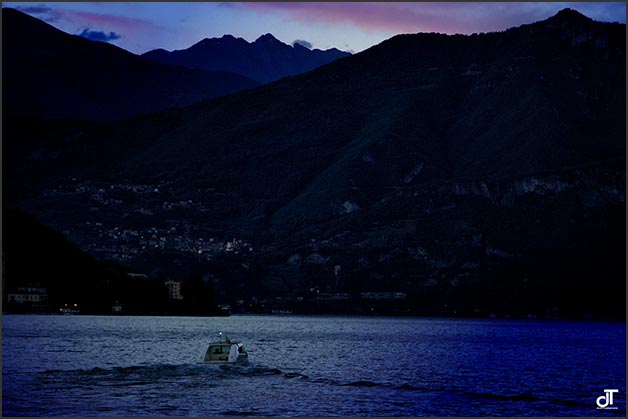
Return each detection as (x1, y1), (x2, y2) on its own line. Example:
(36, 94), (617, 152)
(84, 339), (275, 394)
(4, 2), (626, 54)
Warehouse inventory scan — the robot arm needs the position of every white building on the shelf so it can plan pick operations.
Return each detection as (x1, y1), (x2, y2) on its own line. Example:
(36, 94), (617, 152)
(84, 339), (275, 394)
(7, 287), (49, 304)
(164, 280), (183, 300)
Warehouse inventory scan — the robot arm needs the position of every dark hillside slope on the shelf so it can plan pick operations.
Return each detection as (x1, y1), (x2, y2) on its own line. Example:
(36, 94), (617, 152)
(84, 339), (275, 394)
(40, 9), (624, 228)
(2, 8), (259, 121)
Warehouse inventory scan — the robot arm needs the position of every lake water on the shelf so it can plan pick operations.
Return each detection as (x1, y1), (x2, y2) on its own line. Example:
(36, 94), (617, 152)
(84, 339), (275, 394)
(2, 314), (625, 416)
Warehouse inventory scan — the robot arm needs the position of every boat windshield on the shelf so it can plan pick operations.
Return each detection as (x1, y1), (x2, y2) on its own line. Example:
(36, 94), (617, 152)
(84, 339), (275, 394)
(210, 345), (232, 354)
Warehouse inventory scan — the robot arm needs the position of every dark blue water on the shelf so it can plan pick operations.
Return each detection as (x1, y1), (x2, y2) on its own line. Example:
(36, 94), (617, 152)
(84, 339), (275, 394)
(2, 314), (625, 416)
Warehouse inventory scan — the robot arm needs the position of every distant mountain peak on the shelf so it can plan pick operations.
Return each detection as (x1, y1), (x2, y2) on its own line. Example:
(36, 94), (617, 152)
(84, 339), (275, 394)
(144, 32), (350, 83)
(548, 8), (593, 24)
(554, 8), (587, 19)
(192, 35), (243, 49)
(255, 33), (280, 43)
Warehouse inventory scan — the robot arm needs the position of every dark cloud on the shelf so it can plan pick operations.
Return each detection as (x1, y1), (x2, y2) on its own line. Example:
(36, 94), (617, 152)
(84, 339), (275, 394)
(15, 5), (53, 15)
(79, 28), (122, 43)
(15, 4), (59, 22)
(292, 39), (312, 49)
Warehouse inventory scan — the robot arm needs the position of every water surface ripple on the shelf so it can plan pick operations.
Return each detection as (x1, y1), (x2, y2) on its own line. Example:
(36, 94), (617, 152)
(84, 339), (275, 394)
(2, 315), (625, 416)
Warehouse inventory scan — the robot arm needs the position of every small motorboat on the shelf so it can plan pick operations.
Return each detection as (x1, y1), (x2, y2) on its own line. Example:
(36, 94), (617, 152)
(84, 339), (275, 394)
(200, 333), (248, 364)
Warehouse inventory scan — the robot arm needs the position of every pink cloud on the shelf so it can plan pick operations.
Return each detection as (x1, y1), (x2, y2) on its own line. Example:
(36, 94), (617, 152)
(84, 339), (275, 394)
(70, 11), (149, 29)
(238, 2), (622, 35)
(243, 3), (459, 33)
(65, 10), (159, 37)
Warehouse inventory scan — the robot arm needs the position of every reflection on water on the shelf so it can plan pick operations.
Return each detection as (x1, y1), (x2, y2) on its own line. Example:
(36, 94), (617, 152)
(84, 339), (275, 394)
(3, 315), (625, 416)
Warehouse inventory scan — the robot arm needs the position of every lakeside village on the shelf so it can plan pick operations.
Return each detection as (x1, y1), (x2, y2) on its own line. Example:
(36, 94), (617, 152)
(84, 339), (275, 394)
(9, 178), (417, 317)
(6, 283), (411, 317)
(8, 178), (575, 320)
(42, 178), (255, 261)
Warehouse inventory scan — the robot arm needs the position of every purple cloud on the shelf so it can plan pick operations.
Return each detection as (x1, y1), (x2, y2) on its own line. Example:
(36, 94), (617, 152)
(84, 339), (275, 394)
(78, 28), (122, 43)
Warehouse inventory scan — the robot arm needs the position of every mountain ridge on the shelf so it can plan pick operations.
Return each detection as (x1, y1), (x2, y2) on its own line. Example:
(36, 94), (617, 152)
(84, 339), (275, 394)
(18, 9), (624, 210)
(2, 8), (260, 121)
(142, 32), (351, 83)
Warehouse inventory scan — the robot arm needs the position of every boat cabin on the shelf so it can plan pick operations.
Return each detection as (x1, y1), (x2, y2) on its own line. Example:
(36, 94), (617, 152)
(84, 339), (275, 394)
(202, 342), (247, 364)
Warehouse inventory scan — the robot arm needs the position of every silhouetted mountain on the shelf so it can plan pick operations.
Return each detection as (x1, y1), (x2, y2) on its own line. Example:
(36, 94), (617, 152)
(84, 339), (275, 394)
(142, 33), (350, 83)
(2, 8), (260, 121)
(5, 9), (625, 318)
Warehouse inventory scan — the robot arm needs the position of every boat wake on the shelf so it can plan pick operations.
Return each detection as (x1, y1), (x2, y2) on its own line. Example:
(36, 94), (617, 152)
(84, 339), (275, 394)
(39, 363), (288, 384)
(21, 363), (599, 417)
